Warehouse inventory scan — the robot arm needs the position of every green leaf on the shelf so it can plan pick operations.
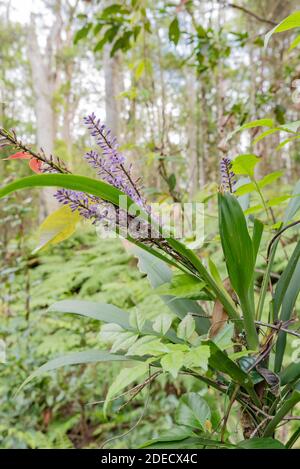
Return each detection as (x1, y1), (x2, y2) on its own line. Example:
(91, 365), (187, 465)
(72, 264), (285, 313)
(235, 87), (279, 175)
(235, 181), (256, 196)
(208, 342), (259, 404)
(156, 272), (206, 299)
(183, 345), (210, 371)
(17, 350), (129, 394)
(161, 351), (184, 378)
(263, 387), (300, 437)
(141, 436), (234, 449)
(126, 336), (169, 357)
(152, 313), (173, 335)
(99, 323), (124, 343)
(280, 361), (300, 386)
(208, 257), (223, 287)
(175, 393), (211, 430)
(252, 218), (264, 262)
(129, 309), (146, 332)
(286, 427), (300, 448)
(110, 331), (139, 354)
(237, 437), (285, 449)
(265, 12), (300, 48)
(177, 314), (196, 341)
(227, 119), (274, 141)
(289, 34), (300, 51)
(284, 179), (300, 222)
(259, 171), (283, 189)
(273, 239), (300, 320)
(48, 300), (131, 329)
(110, 30), (133, 56)
(101, 4), (123, 16)
(275, 261), (300, 372)
(135, 60), (145, 80)
(140, 426), (193, 448)
(129, 245), (210, 333)
(212, 322), (234, 350)
(253, 128), (280, 145)
(231, 154), (260, 177)
(218, 192), (258, 349)
(166, 237), (241, 324)
(276, 135), (300, 150)
(74, 23), (92, 44)
(169, 17), (180, 45)
(104, 362), (148, 414)
(235, 171), (283, 197)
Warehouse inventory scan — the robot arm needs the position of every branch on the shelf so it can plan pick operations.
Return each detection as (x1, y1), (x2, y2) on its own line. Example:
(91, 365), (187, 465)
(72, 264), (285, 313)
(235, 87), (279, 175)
(227, 3), (277, 26)
(267, 219), (300, 261)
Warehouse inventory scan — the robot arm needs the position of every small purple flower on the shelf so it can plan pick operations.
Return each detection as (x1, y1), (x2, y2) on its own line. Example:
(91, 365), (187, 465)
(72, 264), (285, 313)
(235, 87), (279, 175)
(220, 157), (236, 193)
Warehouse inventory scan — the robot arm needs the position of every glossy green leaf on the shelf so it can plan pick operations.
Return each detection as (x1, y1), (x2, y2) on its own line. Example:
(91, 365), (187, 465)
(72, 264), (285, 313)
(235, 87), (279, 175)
(263, 386), (300, 436)
(169, 17), (180, 45)
(273, 239), (300, 320)
(237, 437), (285, 449)
(265, 12), (300, 48)
(208, 342), (260, 405)
(226, 119), (274, 141)
(275, 260), (300, 372)
(289, 33), (300, 51)
(280, 361), (300, 386)
(252, 218), (264, 262)
(218, 192), (258, 349)
(231, 154), (260, 177)
(139, 426), (193, 448)
(175, 393), (211, 430)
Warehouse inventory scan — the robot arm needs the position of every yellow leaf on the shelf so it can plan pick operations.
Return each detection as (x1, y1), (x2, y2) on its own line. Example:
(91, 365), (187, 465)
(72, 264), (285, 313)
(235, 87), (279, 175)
(204, 420), (212, 433)
(33, 205), (80, 253)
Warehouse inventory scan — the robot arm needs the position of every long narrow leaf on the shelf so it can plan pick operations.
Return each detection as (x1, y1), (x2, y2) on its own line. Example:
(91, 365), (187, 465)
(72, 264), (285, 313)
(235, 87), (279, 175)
(48, 300), (131, 329)
(16, 350), (130, 394)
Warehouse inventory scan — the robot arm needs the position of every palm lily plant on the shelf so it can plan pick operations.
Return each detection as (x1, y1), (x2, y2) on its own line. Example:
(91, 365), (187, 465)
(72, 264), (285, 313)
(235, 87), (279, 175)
(1, 110), (300, 449)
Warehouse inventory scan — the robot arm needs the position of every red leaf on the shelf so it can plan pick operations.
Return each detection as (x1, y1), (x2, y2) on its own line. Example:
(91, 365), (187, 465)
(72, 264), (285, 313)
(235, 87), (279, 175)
(3, 151), (31, 160)
(29, 158), (42, 173)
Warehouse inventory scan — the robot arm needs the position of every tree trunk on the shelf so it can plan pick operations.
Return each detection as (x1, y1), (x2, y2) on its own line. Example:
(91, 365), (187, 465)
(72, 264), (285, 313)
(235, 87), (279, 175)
(103, 45), (121, 139)
(186, 69), (199, 198)
(27, 15), (60, 219)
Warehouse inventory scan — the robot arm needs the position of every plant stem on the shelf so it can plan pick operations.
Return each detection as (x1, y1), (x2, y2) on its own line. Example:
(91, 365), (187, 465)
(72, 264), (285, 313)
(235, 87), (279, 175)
(256, 239), (279, 321)
(263, 389), (300, 437)
(240, 291), (259, 350)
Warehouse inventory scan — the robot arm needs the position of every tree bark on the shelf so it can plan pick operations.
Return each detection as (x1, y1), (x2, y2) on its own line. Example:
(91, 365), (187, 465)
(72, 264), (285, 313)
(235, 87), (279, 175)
(27, 14), (61, 219)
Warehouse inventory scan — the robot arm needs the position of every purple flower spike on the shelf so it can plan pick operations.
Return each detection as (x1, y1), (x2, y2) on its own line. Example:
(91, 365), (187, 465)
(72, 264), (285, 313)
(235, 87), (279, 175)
(83, 113), (148, 209)
(220, 157), (236, 193)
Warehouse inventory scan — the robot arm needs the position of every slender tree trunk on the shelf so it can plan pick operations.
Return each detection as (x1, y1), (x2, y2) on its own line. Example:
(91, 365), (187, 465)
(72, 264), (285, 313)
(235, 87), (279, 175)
(103, 45), (121, 139)
(186, 68), (199, 198)
(28, 16), (59, 219)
